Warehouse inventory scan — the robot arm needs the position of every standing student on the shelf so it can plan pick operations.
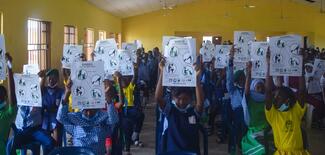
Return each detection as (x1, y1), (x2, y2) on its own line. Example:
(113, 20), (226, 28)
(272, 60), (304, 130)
(265, 50), (310, 154)
(0, 53), (17, 155)
(226, 47), (247, 154)
(57, 78), (119, 155)
(241, 61), (269, 155)
(155, 56), (204, 154)
(39, 69), (64, 147)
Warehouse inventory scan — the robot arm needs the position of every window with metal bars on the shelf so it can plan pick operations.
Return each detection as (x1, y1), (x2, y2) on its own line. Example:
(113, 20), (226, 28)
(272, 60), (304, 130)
(99, 30), (106, 40)
(64, 25), (78, 45)
(0, 11), (3, 34)
(27, 19), (51, 70)
(84, 28), (94, 60)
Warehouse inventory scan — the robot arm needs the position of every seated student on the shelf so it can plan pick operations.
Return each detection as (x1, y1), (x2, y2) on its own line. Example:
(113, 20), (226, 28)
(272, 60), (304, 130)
(226, 47), (247, 154)
(39, 69), (64, 147)
(56, 78), (119, 155)
(241, 62), (269, 155)
(155, 57), (204, 154)
(0, 53), (17, 155)
(265, 51), (310, 155)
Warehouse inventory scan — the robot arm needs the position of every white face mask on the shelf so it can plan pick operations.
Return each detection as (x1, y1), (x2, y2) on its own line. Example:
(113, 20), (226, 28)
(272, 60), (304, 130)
(172, 100), (192, 112)
(0, 101), (6, 109)
(277, 103), (289, 112)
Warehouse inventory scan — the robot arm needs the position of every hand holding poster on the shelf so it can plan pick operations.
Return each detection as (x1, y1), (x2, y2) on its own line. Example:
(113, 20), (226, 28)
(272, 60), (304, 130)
(122, 42), (137, 63)
(163, 38), (196, 87)
(14, 74), (42, 107)
(61, 45), (83, 69)
(71, 61), (106, 109)
(250, 42), (269, 78)
(0, 35), (7, 80)
(118, 50), (134, 76)
(269, 35), (303, 76)
(200, 41), (215, 62)
(23, 64), (40, 75)
(93, 39), (119, 76)
(234, 31), (255, 62)
(214, 45), (231, 68)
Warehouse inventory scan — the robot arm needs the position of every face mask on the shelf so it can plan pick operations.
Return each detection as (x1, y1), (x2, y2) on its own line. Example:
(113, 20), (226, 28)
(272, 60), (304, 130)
(172, 100), (192, 113)
(0, 101), (6, 109)
(48, 83), (58, 89)
(278, 103), (289, 112)
(82, 112), (99, 121)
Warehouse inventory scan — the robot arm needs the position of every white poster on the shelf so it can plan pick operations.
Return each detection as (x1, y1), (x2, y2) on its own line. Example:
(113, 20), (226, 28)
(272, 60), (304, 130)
(215, 45), (231, 69)
(118, 50), (134, 76)
(308, 59), (325, 94)
(71, 61), (106, 109)
(250, 42), (269, 79)
(200, 41), (215, 62)
(162, 36), (182, 51)
(14, 74), (42, 107)
(163, 38), (196, 87)
(23, 64), (40, 75)
(122, 42), (137, 63)
(269, 35), (303, 76)
(0, 35), (7, 80)
(234, 61), (246, 73)
(234, 31), (255, 62)
(61, 45), (83, 69)
(93, 39), (119, 76)
(134, 40), (142, 49)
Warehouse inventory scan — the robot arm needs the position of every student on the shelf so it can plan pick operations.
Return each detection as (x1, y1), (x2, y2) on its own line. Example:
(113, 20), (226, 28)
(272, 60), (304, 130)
(56, 78), (119, 155)
(0, 53), (17, 155)
(226, 47), (247, 154)
(119, 57), (145, 154)
(155, 56), (204, 154)
(241, 61), (269, 155)
(265, 50), (310, 154)
(39, 69), (64, 147)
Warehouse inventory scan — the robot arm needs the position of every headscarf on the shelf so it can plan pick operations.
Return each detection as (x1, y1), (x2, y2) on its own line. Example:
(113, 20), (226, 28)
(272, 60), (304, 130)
(241, 79), (265, 126)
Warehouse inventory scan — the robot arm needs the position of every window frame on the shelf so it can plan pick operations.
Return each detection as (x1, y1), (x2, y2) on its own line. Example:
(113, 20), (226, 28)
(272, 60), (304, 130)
(98, 30), (106, 40)
(84, 28), (95, 60)
(64, 25), (78, 45)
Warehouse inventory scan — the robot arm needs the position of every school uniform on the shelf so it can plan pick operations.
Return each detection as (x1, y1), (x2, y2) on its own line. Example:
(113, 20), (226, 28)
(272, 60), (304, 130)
(226, 59), (246, 153)
(6, 106), (54, 155)
(162, 96), (201, 154)
(0, 104), (16, 155)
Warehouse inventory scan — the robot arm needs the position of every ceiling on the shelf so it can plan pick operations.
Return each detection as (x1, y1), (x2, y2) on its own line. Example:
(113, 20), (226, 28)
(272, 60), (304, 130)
(87, 0), (196, 18)
(88, 0), (325, 18)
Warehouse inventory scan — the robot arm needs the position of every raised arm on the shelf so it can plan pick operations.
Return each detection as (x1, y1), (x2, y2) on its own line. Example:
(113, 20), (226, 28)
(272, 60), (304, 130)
(57, 78), (73, 125)
(194, 56), (204, 113)
(131, 57), (140, 85)
(38, 70), (46, 92)
(298, 49), (306, 107)
(265, 49), (272, 110)
(5, 53), (16, 106)
(155, 58), (166, 109)
(113, 71), (125, 109)
(226, 46), (235, 94)
(245, 61), (252, 96)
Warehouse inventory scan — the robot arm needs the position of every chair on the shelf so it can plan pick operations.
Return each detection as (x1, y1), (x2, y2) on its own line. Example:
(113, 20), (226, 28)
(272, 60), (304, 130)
(48, 147), (95, 155)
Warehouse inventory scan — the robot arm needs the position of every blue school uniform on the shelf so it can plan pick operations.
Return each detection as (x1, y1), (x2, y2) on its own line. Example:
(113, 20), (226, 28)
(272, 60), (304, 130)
(162, 97), (201, 154)
(41, 87), (64, 131)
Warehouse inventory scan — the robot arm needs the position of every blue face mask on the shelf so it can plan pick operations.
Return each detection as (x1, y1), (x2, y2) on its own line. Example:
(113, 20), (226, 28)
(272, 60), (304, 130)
(172, 100), (192, 113)
(0, 101), (6, 109)
(278, 103), (289, 112)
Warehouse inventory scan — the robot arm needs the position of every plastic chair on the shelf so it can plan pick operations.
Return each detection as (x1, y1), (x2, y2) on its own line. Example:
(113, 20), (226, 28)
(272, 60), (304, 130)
(48, 147), (95, 155)
(159, 151), (197, 155)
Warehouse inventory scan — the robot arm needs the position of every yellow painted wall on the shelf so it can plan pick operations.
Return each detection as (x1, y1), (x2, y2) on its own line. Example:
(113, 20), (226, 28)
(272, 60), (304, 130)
(122, 0), (325, 51)
(0, 0), (121, 73)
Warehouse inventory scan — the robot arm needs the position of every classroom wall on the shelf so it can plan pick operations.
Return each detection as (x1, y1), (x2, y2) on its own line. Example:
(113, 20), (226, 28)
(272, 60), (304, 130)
(122, 0), (325, 51)
(0, 0), (121, 72)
